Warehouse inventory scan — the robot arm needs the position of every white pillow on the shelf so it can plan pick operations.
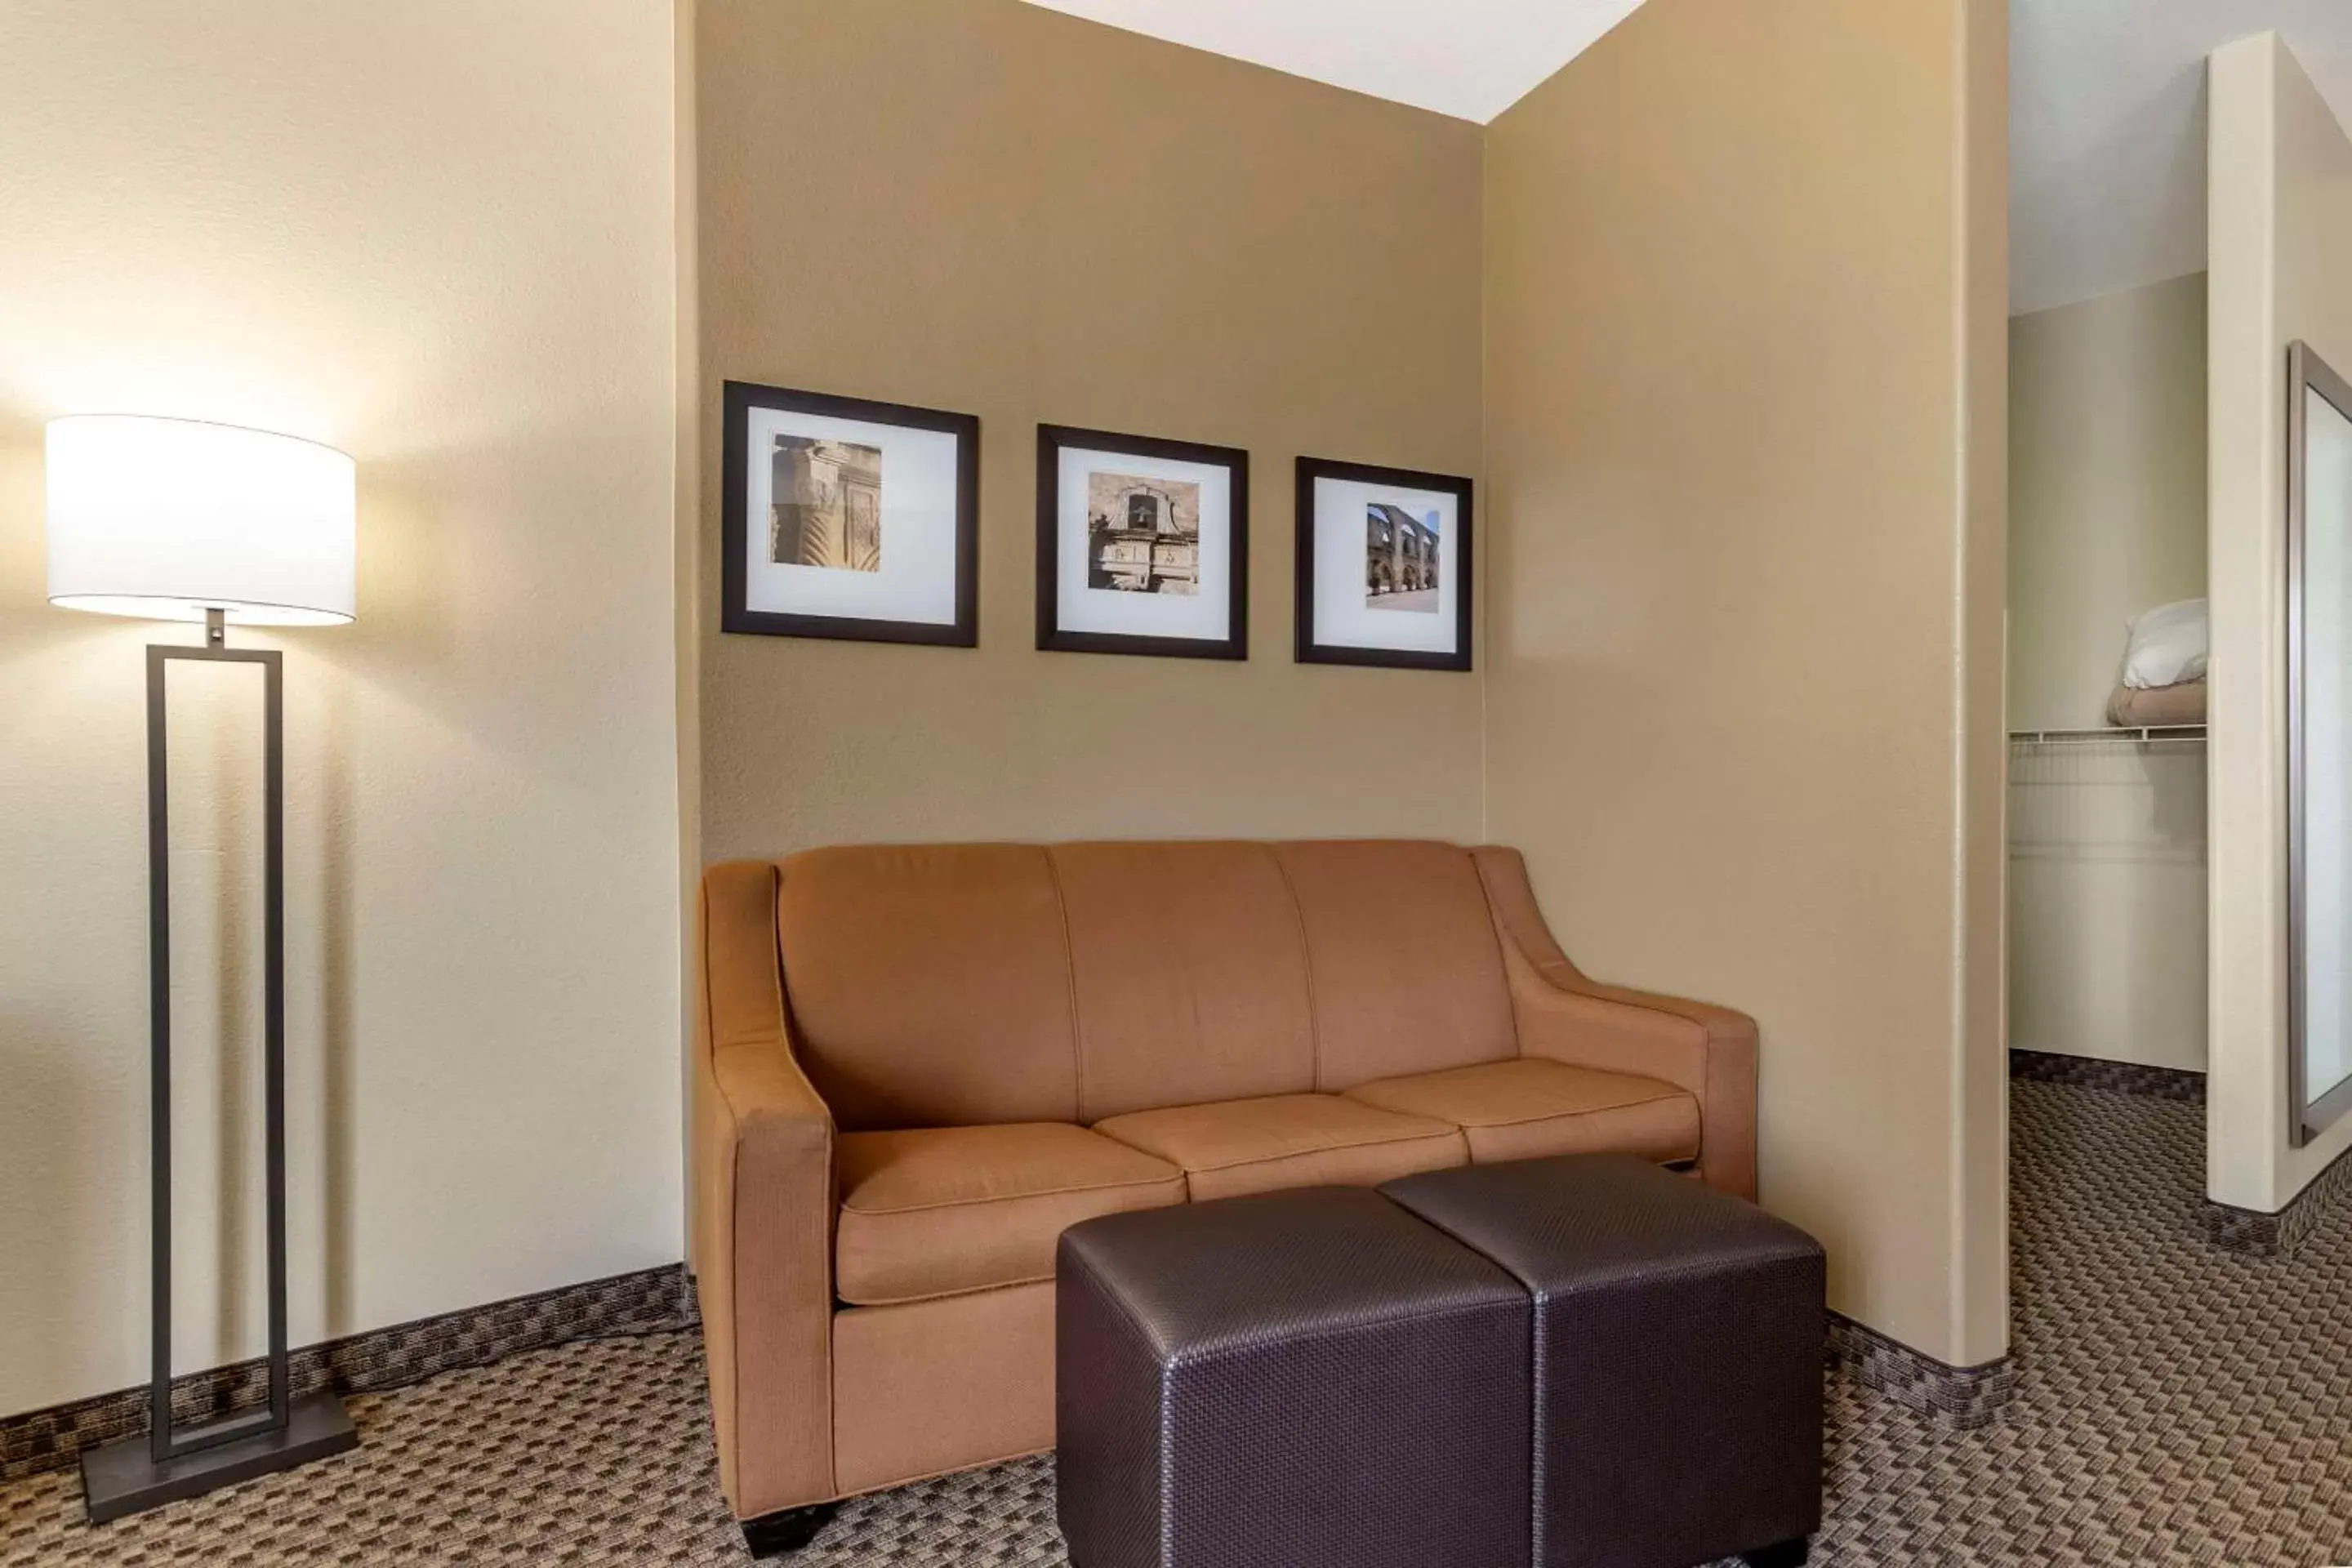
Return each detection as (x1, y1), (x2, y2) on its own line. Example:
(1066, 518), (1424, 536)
(2120, 597), (2207, 689)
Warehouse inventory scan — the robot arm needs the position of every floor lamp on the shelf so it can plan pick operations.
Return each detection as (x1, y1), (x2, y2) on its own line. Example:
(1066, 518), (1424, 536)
(44, 415), (360, 1521)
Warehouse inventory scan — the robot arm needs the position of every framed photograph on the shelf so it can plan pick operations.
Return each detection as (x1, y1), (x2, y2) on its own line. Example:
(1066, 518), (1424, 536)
(1294, 457), (1472, 671)
(1036, 424), (1249, 660)
(721, 380), (978, 646)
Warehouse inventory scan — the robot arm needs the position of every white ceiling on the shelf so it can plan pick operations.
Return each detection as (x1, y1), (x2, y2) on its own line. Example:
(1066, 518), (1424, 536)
(1016, 0), (1647, 125)
(2012, 0), (2352, 316)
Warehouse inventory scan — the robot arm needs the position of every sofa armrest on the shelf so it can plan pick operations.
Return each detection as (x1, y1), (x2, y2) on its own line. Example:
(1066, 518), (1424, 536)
(1470, 847), (1759, 1200)
(694, 861), (840, 1518)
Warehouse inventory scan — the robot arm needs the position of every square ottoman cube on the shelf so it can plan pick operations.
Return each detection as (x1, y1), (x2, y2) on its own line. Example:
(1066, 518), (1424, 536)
(1055, 1185), (1530, 1568)
(1383, 1155), (1826, 1568)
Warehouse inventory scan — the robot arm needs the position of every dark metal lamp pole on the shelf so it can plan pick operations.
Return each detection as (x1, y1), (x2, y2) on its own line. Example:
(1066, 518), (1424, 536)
(78, 608), (358, 1523)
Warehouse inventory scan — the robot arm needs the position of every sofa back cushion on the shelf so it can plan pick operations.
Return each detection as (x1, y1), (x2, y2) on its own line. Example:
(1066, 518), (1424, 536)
(771, 840), (1518, 1130)
(1050, 842), (1317, 1121)
(777, 844), (1080, 1129)
(1273, 840), (1520, 1089)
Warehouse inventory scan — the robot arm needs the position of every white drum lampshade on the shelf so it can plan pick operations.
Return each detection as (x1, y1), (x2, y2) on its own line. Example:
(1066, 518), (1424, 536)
(45, 414), (356, 626)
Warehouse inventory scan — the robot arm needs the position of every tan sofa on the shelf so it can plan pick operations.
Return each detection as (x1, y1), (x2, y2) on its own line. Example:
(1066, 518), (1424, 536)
(692, 840), (1760, 1526)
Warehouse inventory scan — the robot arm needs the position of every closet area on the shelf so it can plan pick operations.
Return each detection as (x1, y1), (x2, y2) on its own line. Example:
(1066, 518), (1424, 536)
(2008, 272), (2210, 1080)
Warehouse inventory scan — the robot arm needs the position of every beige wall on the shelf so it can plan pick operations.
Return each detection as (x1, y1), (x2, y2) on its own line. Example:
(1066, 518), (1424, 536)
(2009, 275), (2211, 730)
(694, 0), (1486, 862)
(2207, 33), (2352, 1211)
(1482, 0), (2011, 1365)
(2006, 277), (2209, 1075)
(674, 0), (707, 1241)
(0, 0), (684, 1418)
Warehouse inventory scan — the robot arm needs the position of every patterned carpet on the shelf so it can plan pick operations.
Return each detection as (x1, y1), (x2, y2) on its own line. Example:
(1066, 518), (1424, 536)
(4, 1078), (2349, 1566)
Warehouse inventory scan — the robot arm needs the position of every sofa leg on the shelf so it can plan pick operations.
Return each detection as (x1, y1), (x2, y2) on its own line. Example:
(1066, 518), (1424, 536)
(1742, 1539), (1810, 1568)
(741, 1501), (841, 1558)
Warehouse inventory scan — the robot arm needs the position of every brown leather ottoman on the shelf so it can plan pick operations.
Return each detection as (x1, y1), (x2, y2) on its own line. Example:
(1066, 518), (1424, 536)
(1055, 1186), (1531, 1568)
(1383, 1155), (1826, 1568)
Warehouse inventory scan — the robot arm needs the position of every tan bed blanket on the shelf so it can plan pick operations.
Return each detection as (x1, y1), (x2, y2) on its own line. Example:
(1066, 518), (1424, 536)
(2106, 679), (2206, 728)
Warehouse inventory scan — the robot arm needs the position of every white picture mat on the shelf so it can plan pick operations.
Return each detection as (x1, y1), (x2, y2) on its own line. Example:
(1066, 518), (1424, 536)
(2302, 385), (2352, 1111)
(742, 407), (961, 625)
(1055, 445), (1233, 641)
(1312, 475), (1461, 654)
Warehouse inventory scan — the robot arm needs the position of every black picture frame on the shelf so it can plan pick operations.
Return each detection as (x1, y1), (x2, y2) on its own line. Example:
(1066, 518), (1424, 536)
(1294, 456), (1474, 673)
(720, 379), (979, 646)
(1036, 424), (1250, 661)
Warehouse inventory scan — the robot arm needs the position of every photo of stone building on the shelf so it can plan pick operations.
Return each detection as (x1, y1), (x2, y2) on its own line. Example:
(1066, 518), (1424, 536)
(771, 434), (882, 572)
(1085, 470), (1200, 595)
(1365, 501), (1439, 611)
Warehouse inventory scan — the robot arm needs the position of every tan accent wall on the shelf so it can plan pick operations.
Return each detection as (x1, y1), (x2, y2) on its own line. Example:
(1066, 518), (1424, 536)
(0, 1), (682, 1419)
(1481, 0), (2011, 1365)
(693, 0), (1486, 862)
(2206, 33), (2352, 1212)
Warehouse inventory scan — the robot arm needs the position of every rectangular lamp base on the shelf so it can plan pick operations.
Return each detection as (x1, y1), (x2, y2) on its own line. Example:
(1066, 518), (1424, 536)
(81, 1392), (358, 1523)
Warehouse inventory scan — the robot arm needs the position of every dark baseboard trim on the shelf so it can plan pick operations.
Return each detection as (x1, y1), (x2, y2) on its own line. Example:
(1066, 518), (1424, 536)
(2009, 1049), (2206, 1103)
(10, 1263), (2014, 1479)
(1826, 1312), (2014, 1429)
(2206, 1138), (2352, 1257)
(0, 1262), (695, 1484)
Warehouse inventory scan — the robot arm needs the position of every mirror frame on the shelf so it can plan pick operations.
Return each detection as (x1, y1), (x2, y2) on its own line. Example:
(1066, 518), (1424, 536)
(2287, 339), (2352, 1145)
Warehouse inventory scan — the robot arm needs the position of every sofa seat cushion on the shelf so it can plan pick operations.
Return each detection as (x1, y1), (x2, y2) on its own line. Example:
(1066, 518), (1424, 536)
(1090, 1093), (1467, 1203)
(1343, 1057), (1700, 1166)
(835, 1123), (1186, 1307)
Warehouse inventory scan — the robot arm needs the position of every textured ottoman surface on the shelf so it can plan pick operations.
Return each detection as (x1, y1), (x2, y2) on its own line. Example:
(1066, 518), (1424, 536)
(1383, 1154), (1827, 1568)
(1054, 1185), (1531, 1568)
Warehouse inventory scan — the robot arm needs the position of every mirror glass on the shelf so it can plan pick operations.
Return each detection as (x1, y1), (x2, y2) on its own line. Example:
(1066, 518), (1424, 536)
(2296, 373), (2352, 1135)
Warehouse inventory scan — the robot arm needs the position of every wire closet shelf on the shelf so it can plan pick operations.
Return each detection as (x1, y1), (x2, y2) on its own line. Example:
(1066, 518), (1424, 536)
(2006, 724), (2207, 746)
